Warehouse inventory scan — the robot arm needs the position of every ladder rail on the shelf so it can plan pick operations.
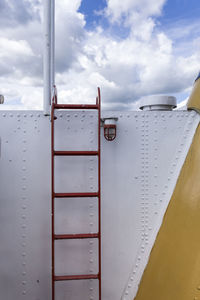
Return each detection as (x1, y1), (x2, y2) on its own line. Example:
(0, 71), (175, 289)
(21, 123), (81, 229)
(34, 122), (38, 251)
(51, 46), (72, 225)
(54, 274), (99, 281)
(54, 192), (99, 198)
(51, 88), (102, 300)
(54, 103), (98, 109)
(97, 87), (102, 300)
(54, 233), (99, 240)
(51, 103), (55, 300)
(54, 150), (98, 156)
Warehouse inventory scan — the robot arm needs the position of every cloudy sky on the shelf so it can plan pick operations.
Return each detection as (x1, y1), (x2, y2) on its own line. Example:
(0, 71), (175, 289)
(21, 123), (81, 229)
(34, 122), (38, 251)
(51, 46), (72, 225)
(0, 0), (200, 110)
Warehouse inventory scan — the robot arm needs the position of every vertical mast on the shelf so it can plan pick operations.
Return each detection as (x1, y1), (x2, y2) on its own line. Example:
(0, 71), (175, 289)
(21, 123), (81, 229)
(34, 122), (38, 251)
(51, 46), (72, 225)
(43, 0), (55, 115)
(51, 0), (55, 91)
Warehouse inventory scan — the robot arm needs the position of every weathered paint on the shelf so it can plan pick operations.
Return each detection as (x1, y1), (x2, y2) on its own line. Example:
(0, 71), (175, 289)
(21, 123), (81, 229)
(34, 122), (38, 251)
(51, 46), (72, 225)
(134, 125), (200, 300)
(187, 77), (200, 113)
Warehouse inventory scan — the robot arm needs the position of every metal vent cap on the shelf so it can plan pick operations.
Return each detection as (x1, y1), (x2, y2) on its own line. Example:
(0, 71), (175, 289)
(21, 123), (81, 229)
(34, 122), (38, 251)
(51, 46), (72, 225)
(139, 95), (177, 111)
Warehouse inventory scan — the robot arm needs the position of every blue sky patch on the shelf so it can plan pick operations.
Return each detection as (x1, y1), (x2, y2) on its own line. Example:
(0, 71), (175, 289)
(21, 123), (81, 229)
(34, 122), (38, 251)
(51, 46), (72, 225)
(159, 0), (200, 24)
(79, 0), (107, 28)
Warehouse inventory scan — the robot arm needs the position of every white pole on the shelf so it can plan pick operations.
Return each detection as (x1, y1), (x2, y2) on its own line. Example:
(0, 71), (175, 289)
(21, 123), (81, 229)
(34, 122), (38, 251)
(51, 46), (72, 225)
(51, 0), (55, 90)
(43, 0), (51, 115)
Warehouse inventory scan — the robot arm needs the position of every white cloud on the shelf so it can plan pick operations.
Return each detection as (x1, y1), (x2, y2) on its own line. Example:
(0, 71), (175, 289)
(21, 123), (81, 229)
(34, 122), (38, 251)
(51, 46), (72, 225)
(105, 0), (165, 24)
(176, 98), (187, 110)
(0, 37), (34, 58)
(55, 0), (85, 72)
(0, 0), (200, 111)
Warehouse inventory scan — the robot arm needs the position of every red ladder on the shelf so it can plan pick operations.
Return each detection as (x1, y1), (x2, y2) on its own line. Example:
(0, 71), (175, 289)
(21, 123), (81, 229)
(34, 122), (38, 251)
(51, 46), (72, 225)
(51, 88), (102, 300)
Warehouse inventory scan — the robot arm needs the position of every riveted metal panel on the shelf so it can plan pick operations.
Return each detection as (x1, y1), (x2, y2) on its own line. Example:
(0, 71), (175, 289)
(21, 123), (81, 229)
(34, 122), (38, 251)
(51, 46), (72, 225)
(54, 156), (98, 193)
(0, 112), (51, 300)
(55, 197), (98, 235)
(54, 111), (98, 151)
(0, 109), (199, 300)
(134, 123), (200, 300)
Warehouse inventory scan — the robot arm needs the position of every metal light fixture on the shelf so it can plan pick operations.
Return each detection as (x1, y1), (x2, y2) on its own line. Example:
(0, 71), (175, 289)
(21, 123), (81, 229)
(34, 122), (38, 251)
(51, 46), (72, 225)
(102, 117), (118, 141)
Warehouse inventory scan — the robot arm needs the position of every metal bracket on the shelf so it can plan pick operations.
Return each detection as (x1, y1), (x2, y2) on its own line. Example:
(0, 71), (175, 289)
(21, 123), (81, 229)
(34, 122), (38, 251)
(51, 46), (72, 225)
(100, 117), (118, 127)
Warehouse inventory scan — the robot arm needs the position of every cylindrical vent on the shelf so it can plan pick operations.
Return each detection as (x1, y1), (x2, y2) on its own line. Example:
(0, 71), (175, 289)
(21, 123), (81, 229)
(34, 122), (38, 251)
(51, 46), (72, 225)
(139, 95), (177, 111)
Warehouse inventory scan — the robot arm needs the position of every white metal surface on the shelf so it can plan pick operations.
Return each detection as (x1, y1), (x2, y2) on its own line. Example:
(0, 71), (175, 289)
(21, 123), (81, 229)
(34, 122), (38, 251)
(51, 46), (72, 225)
(139, 95), (177, 111)
(0, 109), (199, 300)
(120, 110), (199, 300)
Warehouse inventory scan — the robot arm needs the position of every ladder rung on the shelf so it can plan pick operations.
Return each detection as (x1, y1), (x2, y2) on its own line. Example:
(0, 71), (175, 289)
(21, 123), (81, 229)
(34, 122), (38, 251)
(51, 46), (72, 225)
(54, 192), (99, 198)
(54, 274), (99, 281)
(54, 151), (98, 156)
(54, 104), (98, 110)
(54, 233), (99, 240)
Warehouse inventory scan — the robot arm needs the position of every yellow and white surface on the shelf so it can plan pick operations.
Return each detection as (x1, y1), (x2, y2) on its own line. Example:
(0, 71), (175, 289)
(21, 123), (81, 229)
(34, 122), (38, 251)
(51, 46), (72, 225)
(133, 78), (200, 300)
(0, 107), (199, 299)
(134, 124), (200, 300)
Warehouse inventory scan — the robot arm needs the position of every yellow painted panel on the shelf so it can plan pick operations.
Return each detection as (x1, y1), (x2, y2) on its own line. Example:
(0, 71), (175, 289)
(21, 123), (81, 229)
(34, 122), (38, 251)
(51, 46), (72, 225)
(134, 125), (200, 300)
(187, 78), (200, 113)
